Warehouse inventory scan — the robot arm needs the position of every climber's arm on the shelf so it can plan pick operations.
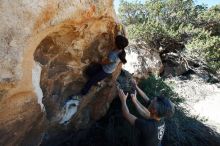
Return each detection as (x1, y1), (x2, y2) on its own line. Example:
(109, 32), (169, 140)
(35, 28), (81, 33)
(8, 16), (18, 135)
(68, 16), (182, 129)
(118, 88), (137, 125)
(131, 91), (150, 119)
(132, 79), (150, 103)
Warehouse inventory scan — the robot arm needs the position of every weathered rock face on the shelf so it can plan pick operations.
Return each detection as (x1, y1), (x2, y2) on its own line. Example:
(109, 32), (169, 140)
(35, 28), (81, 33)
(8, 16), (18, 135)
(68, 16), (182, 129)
(34, 18), (118, 123)
(0, 0), (119, 145)
(50, 70), (137, 146)
(161, 52), (189, 77)
(123, 40), (163, 78)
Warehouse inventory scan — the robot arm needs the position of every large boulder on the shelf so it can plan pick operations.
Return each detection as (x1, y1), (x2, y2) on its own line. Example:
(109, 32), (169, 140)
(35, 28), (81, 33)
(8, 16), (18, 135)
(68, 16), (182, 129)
(160, 52), (190, 77)
(0, 0), (120, 145)
(123, 40), (163, 78)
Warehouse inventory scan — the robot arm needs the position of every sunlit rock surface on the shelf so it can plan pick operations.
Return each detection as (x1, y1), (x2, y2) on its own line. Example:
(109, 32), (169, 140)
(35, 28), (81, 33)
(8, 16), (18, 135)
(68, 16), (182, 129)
(123, 40), (163, 78)
(0, 0), (119, 145)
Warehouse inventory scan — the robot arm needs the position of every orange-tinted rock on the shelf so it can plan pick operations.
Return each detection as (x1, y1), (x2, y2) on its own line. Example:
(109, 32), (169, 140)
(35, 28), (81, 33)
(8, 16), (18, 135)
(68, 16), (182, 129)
(0, 92), (46, 146)
(0, 0), (119, 145)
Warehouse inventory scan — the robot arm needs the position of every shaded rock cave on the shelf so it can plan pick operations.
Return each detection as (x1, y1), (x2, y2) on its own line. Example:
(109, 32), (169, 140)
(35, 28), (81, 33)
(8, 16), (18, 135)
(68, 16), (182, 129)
(32, 19), (125, 144)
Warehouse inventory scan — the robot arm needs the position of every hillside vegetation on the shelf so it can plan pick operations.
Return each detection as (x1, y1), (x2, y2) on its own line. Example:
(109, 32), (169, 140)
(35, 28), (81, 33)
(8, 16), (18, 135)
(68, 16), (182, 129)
(119, 0), (220, 72)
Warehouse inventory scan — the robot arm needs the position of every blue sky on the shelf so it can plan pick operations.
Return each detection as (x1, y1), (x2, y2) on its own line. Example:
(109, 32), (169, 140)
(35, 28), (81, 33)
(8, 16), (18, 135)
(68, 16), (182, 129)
(114, 0), (220, 12)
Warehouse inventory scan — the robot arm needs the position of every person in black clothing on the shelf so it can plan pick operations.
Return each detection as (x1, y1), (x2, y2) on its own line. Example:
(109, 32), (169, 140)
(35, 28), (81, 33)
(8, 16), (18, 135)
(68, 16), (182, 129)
(66, 35), (128, 102)
(117, 79), (175, 146)
(80, 35), (128, 96)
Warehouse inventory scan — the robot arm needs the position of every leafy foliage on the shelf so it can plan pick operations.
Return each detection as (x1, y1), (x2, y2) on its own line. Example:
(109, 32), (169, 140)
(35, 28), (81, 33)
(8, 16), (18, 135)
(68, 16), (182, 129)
(139, 75), (184, 103)
(119, 0), (220, 71)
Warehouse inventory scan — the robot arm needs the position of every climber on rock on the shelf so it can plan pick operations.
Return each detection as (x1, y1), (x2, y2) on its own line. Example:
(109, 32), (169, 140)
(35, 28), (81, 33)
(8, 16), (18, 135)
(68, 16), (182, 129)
(117, 79), (175, 146)
(67, 35), (129, 101)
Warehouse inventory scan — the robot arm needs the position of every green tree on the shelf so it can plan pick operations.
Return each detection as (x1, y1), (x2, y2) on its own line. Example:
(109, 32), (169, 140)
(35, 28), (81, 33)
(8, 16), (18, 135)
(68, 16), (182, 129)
(119, 0), (220, 71)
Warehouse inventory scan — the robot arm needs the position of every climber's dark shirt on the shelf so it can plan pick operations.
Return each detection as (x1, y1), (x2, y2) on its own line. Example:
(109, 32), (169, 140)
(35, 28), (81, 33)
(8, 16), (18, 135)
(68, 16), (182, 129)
(135, 118), (165, 146)
(134, 100), (165, 146)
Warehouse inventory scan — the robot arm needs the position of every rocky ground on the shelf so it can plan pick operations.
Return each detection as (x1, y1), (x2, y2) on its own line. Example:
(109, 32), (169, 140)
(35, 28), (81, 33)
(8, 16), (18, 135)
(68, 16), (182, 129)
(165, 75), (220, 133)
